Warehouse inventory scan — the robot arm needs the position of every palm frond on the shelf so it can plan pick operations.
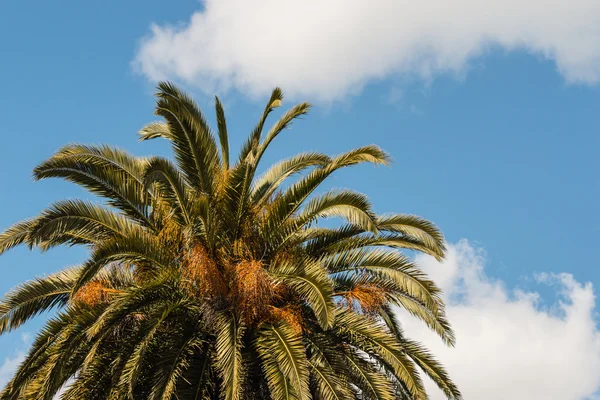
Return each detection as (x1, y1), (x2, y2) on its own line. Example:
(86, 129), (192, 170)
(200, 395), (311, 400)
(270, 257), (335, 329)
(402, 338), (462, 400)
(139, 121), (173, 141)
(154, 81), (221, 194)
(340, 349), (395, 400)
(33, 144), (154, 228)
(334, 309), (426, 400)
(28, 200), (136, 250)
(0, 218), (37, 255)
(256, 321), (310, 400)
(254, 102), (311, 166)
(0, 267), (81, 334)
(144, 156), (192, 225)
(307, 351), (351, 400)
(377, 214), (446, 261)
(214, 312), (246, 400)
(238, 88), (283, 164)
(150, 333), (204, 400)
(323, 248), (443, 314)
(115, 302), (179, 398)
(72, 228), (173, 293)
(215, 97), (229, 170)
(251, 152), (331, 205)
(263, 146), (390, 240)
(292, 189), (378, 234)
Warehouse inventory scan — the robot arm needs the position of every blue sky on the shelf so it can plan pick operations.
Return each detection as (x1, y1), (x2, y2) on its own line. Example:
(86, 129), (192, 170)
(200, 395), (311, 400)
(1, 1), (600, 398)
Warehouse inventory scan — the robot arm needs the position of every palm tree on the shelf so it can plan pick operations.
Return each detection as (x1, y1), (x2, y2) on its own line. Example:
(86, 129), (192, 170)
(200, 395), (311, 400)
(0, 83), (460, 400)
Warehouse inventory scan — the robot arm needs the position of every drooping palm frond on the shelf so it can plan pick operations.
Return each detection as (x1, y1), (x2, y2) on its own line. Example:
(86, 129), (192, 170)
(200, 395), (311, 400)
(270, 256), (335, 329)
(256, 321), (310, 400)
(0, 82), (460, 400)
(28, 200), (136, 249)
(32, 144), (154, 228)
(0, 218), (38, 255)
(251, 152), (331, 205)
(0, 267), (81, 334)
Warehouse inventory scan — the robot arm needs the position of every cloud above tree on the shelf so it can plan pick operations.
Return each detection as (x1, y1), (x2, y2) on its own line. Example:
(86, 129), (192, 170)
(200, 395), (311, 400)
(134, 0), (600, 101)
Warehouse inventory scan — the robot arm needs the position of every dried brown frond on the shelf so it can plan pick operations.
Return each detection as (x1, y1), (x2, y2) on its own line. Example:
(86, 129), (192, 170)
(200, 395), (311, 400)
(344, 284), (387, 316)
(269, 305), (304, 334)
(230, 260), (274, 324)
(182, 243), (226, 300)
(72, 281), (117, 306)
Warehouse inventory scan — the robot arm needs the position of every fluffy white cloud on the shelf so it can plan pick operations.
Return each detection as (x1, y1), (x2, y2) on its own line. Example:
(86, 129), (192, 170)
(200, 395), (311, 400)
(134, 0), (600, 101)
(398, 240), (600, 400)
(0, 334), (29, 389)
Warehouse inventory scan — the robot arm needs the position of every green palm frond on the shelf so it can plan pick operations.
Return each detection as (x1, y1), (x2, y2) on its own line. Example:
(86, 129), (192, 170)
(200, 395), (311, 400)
(270, 257), (335, 329)
(256, 322), (310, 400)
(391, 294), (455, 345)
(323, 248), (443, 314)
(33, 144), (154, 228)
(28, 200), (136, 250)
(154, 82), (221, 194)
(263, 146), (390, 240)
(0, 218), (37, 255)
(317, 233), (444, 261)
(254, 102), (311, 166)
(1, 313), (71, 399)
(215, 312), (246, 400)
(150, 333), (204, 400)
(139, 121), (173, 141)
(114, 302), (178, 398)
(340, 349), (395, 400)
(292, 189), (378, 234)
(188, 343), (214, 400)
(334, 309), (426, 400)
(144, 156), (193, 225)
(238, 88), (283, 165)
(0, 267), (81, 334)
(403, 338), (462, 399)
(251, 152), (331, 205)
(73, 228), (173, 292)
(377, 214), (446, 261)
(307, 351), (350, 400)
(215, 96), (230, 170)
(85, 278), (180, 341)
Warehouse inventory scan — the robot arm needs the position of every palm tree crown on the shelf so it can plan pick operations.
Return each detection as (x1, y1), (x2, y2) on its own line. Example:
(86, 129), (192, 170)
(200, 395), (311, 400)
(0, 83), (460, 400)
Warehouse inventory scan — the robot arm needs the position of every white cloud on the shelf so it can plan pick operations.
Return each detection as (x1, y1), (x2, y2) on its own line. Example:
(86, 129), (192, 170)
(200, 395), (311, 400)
(0, 334), (30, 389)
(398, 240), (600, 400)
(134, 0), (600, 102)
